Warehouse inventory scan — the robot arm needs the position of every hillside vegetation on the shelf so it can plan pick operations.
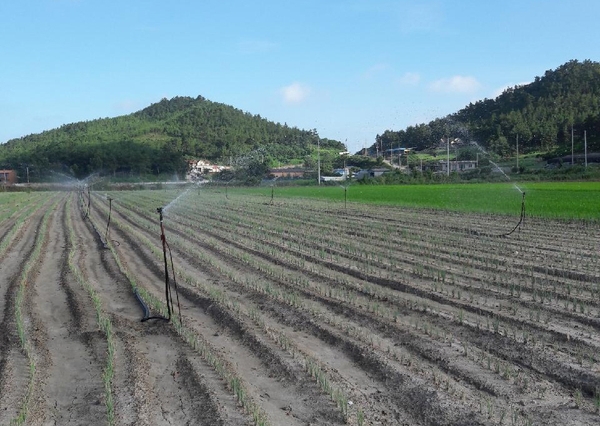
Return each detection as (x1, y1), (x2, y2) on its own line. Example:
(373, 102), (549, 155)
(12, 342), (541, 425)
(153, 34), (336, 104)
(373, 60), (600, 157)
(0, 96), (344, 179)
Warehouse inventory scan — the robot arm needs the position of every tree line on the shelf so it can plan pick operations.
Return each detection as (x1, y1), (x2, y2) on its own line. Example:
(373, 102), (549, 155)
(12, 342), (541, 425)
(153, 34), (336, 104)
(0, 96), (344, 180)
(372, 60), (600, 157)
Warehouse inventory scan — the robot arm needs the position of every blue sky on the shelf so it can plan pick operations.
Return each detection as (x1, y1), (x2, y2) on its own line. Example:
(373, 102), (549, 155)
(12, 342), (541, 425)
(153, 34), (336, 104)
(1, 0), (599, 153)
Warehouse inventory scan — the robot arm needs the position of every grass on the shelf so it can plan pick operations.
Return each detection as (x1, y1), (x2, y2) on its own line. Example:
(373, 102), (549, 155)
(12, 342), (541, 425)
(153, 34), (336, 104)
(228, 181), (600, 220)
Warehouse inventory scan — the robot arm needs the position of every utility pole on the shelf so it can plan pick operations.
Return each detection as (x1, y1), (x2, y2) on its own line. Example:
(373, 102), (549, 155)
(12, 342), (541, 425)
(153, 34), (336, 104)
(317, 138), (321, 185)
(446, 136), (450, 176)
(455, 146), (458, 171)
(516, 134), (519, 172)
(26, 166), (29, 184)
(571, 124), (574, 165)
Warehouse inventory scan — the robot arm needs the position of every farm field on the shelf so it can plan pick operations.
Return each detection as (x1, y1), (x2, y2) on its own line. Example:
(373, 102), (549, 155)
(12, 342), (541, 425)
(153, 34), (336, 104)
(242, 182), (600, 219)
(1, 187), (600, 425)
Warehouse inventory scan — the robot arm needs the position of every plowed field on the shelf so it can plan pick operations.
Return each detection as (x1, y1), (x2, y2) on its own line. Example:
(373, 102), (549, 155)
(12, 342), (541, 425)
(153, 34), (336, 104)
(1, 188), (599, 426)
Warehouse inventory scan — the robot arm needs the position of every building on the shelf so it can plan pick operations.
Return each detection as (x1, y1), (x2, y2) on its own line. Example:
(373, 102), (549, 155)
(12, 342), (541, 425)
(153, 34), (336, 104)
(186, 160), (231, 181)
(438, 161), (478, 173)
(0, 169), (17, 185)
(385, 147), (412, 155)
(269, 168), (307, 179)
(321, 167), (350, 182)
(354, 168), (390, 179)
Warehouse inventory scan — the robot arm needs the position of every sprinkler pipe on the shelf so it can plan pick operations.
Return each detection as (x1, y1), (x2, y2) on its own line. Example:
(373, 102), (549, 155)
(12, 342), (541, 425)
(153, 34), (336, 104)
(104, 197), (112, 241)
(158, 207), (172, 320)
(139, 207), (182, 324)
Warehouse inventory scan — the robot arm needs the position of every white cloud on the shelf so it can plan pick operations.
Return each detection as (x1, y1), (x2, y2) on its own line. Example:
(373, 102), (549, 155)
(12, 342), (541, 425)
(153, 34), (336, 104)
(429, 75), (481, 94)
(396, 72), (421, 86)
(280, 82), (311, 104)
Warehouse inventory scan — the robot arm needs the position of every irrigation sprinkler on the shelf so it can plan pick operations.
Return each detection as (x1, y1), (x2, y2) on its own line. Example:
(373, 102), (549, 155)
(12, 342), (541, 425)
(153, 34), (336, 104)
(104, 196), (113, 242)
(269, 176), (279, 206)
(139, 207), (182, 323)
(87, 184), (91, 216)
(340, 185), (348, 211)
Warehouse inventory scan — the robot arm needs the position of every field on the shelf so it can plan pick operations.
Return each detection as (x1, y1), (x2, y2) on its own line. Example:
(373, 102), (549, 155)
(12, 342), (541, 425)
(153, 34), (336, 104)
(1, 186), (599, 425)
(245, 182), (600, 219)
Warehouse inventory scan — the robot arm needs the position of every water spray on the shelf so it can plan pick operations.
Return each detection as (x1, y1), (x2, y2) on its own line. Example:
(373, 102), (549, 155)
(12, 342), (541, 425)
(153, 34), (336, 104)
(139, 207), (183, 323)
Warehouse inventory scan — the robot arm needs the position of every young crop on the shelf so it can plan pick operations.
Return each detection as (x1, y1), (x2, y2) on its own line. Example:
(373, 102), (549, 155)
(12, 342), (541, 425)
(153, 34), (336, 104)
(67, 197), (116, 425)
(10, 195), (60, 425)
(85, 188), (600, 426)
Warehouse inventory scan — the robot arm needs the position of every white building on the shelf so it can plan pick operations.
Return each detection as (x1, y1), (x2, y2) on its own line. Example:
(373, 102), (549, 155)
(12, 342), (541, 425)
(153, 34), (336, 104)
(438, 160), (478, 173)
(186, 160), (231, 181)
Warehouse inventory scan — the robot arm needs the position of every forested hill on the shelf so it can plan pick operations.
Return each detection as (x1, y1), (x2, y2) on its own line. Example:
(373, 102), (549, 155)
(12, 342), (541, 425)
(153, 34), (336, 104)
(0, 96), (344, 179)
(373, 60), (600, 156)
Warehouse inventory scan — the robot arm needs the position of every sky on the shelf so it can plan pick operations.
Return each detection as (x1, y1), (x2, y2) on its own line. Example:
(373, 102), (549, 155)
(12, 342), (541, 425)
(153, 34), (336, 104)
(1, 0), (599, 154)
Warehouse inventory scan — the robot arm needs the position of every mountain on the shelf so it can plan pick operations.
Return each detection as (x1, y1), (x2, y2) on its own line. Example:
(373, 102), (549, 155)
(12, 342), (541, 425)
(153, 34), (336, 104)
(371, 60), (600, 157)
(0, 96), (344, 179)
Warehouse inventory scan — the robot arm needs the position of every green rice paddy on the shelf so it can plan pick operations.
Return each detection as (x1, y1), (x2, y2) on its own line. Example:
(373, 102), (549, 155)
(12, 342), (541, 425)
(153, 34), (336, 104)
(231, 182), (600, 220)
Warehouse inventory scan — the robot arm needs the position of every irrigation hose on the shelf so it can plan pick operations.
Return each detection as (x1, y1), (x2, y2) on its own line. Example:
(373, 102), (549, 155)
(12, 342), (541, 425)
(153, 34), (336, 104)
(498, 192), (526, 237)
(470, 192), (526, 238)
(145, 208), (183, 324)
(137, 290), (169, 322)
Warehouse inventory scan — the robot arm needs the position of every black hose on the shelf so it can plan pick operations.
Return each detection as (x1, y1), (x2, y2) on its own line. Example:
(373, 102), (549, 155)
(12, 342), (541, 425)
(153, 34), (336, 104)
(472, 192), (526, 238)
(135, 289), (168, 322)
(497, 192), (526, 237)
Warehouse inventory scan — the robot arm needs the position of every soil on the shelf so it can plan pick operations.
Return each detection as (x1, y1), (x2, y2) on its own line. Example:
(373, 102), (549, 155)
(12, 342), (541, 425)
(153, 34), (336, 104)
(1, 188), (599, 426)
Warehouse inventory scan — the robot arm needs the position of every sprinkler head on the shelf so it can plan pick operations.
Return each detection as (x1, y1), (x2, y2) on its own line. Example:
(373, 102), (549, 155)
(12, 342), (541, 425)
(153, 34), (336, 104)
(157, 207), (163, 214)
